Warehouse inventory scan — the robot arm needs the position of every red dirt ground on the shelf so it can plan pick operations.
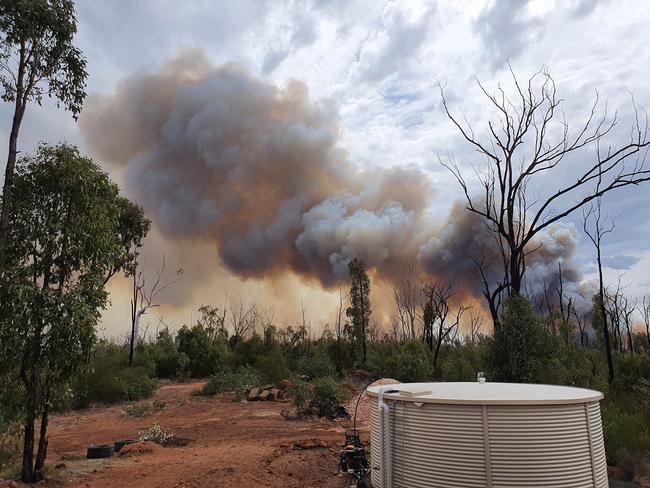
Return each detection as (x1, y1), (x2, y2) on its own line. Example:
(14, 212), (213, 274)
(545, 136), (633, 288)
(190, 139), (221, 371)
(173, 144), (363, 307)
(29, 382), (364, 488)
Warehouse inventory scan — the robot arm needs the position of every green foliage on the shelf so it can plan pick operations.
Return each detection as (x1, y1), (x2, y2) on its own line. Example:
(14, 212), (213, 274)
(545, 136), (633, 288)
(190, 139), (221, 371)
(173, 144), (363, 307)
(122, 399), (166, 418)
(488, 296), (555, 383)
(288, 377), (312, 418)
(368, 340), (433, 382)
(297, 348), (337, 379)
(256, 348), (290, 385)
(346, 257), (371, 363)
(201, 366), (260, 400)
(148, 327), (189, 379)
(71, 341), (158, 408)
(176, 323), (229, 378)
(311, 378), (345, 419)
(439, 342), (489, 382)
(0, 421), (20, 474)
(0, 0), (88, 115)
(0, 144), (149, 481)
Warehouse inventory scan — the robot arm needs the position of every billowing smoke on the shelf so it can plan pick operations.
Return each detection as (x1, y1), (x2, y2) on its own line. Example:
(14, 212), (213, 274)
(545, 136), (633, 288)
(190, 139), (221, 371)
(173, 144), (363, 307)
(81, 51), (584, 320)
(80, 51), (430, 286)
(418, 201), (583, 306)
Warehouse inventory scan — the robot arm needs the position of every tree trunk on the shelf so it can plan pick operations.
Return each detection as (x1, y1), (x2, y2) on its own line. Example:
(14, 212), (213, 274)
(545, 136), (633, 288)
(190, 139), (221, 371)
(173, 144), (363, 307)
(21, 380), (36, 483)
(597, 250), (614, 384)
(34, 397), (50, 478)
(0, 43), (27, 269)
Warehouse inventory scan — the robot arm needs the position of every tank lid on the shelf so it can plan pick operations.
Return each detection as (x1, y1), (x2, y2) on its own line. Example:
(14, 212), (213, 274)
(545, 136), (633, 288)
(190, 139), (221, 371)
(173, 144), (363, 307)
(366, 382), (604, 405)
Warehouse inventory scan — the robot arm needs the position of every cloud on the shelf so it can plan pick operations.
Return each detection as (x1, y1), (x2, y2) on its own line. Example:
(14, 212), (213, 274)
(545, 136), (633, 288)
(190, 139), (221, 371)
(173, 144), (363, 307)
(603, 254), (640, 270)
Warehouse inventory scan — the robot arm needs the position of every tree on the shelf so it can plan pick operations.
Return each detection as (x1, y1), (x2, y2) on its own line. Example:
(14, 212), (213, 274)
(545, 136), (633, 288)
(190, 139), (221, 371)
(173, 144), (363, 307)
(346, 257), (371, 364)
(129, 256), (182, 366)
(489, 295), (554, 383)
(421, 280), (468, 373)
(583, 196), (615, 382)
(0, 143), (148, 482)
(441, 68), (650, 325)
(642, 294), (650, 352)
(392, 261), (420, 341)
(0, 0), (88, 266)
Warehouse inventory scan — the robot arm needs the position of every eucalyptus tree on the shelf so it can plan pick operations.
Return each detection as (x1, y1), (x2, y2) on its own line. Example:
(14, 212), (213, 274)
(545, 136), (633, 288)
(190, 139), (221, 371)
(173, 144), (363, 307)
(0, 0), (87, 266)
(346, 257), (371, 364)
(0, 143), (148, 482)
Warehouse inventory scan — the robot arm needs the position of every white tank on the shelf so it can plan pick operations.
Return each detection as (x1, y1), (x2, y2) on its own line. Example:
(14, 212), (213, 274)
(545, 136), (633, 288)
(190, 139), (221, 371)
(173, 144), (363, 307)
(367, 382), (607, 488)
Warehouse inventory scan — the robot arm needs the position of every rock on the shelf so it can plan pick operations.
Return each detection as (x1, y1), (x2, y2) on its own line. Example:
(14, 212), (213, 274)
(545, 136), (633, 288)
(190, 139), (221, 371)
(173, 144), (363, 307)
(279, 379), (291, 390)
(268, 388), (280, 400)
(0, 481), (24, 488)
(247, 387), (261, 401)
(260, 384), (274, 391)
(258, 390), (271, 401)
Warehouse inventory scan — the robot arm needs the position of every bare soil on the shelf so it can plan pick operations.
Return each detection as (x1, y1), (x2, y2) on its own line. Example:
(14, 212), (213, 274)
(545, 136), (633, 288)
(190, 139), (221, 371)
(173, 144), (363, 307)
(33, 382), (360, 488)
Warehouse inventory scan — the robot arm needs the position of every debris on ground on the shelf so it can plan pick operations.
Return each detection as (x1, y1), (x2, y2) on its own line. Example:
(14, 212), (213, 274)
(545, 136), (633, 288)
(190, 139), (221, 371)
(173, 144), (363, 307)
(246, 381), (290, 401)
(118, 440), (162, 457)
(345, 378), (400, 427)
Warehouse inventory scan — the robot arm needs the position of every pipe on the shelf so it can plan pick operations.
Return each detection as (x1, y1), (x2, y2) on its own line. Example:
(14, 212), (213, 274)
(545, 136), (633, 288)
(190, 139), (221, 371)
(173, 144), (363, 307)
(377, 386), (394, 488)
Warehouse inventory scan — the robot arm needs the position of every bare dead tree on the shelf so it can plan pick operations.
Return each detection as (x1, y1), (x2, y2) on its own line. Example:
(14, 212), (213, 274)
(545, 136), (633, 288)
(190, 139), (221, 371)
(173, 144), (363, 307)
(335, 287), (348, 341)
(130, 256), (183, 365)
(569, 301), (589, 347)
(619, 295), (637, 354)
(441, 68), (650, 332)
(467, 309), (485, 344)
(228, 298), (258, 340)
(392, 261), (421, 341)
(642, 293), (650, 351)
(421, 280), (469, 372)
(583, 195), (616, 382)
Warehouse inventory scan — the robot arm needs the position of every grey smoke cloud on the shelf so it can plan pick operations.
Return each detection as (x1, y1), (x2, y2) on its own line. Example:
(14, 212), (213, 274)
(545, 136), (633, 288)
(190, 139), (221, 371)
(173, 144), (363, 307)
(80, 51), (430, 285)
(81, 51), (584, 311)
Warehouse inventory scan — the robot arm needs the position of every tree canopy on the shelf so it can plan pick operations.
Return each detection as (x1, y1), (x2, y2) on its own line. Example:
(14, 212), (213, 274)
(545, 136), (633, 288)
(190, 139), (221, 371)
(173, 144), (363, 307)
(0, 143), (149, 482)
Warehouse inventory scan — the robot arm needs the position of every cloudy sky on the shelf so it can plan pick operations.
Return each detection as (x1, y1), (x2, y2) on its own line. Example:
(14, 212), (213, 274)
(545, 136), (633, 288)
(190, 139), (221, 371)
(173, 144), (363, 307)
(2, 0), (650, 337)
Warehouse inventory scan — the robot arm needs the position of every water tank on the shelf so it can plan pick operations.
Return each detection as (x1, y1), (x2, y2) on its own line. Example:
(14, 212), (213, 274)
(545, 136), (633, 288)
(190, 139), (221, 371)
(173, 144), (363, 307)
(367, 382), (607, 488)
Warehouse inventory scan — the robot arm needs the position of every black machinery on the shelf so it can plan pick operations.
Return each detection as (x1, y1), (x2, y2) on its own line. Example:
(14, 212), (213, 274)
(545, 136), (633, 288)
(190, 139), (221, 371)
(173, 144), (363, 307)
(339, 428), (370, 488)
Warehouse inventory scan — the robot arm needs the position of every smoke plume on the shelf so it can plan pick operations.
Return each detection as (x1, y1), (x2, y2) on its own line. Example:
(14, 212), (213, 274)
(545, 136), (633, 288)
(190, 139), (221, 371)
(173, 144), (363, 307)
(81, 51), (584, 319)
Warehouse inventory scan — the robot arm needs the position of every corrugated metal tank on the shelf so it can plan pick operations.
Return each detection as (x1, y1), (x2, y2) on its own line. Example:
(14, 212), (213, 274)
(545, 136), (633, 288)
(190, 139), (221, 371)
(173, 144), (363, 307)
(367, 382), (607, 488)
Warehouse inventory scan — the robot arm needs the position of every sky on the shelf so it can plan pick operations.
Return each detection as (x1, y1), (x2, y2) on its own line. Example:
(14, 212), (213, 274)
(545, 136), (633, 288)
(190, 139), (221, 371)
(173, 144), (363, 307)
(1, 0), (650, 338)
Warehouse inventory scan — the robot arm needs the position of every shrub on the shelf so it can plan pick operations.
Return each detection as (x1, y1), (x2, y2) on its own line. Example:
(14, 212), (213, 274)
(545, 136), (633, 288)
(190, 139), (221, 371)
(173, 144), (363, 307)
(288, 377), (312, 418)
(0, 421), (21, 474)
(367, 341), (433, 382)
(311, 378), (345, 419)
(256, 348), (290, 384)
(297, 348), (337, 379)
(122, 404), (151, 417)
(489, 296), (555, 383)
(201, 366), (261, 400)
(138, 422), (174, 445)
(149, 328), (189, 379)
(71, 341), (158, 408)
(439, 342), (489, 382)
(176, 324), (229, 378)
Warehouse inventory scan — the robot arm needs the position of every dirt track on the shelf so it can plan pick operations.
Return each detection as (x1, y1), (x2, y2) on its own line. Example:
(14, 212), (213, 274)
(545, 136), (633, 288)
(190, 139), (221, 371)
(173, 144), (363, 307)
(42, 382), (358, 487)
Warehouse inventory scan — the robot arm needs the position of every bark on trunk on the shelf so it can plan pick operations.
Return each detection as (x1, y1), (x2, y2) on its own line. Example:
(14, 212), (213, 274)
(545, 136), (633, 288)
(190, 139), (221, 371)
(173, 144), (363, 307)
(597, 249), (614, 384)
(34, 395), (50, 477)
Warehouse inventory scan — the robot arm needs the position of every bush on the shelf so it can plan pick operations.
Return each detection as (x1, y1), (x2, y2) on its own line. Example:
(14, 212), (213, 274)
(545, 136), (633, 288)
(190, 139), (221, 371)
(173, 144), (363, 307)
(288, 377), (312, 418)
(201, 366), (261, 400)
(367, 341), (433, 382)
(256, 348), (290, 385)
(71, 341), (158, 408)
(0, 421), (20, 474)
(287, 377), (345, 419)
(489, 296), (555, 383)
(297, 348), (337, 379)
(176, 324), (229, 378)
(439, 342), (489, 382)
(311, 378), (345, 419)
(138, 422), (174, 445)
(149, 328), (189, 379)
